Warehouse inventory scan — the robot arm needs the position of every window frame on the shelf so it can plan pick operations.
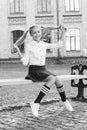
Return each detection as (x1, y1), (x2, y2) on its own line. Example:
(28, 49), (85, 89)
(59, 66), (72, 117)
(65, 0), (80, 12)
(10, 0), (24, 15)
(11, 30), (25, 54)
(37, 0), (51, 14)
(65, 28), (81, 52)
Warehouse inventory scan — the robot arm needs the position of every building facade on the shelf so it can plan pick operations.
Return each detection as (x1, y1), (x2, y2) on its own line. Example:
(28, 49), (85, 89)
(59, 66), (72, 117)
(0, 0), (35, 59)
(61, 0), (87, 57)
(0, 0), (87, 59)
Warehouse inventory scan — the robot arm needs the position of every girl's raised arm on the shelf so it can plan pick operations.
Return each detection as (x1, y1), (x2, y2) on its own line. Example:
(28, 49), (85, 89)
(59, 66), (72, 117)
(46, 41), (63, 49)
(14, 43), (30, 66)
(46, 25), (67, 49)
(15, 30), (28, 46)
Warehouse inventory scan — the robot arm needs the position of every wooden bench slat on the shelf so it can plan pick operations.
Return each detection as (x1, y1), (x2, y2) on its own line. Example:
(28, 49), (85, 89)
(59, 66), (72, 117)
(0, 78), (32, 86)
(57, 75), (87, 81)
(0, 75), (87, 86)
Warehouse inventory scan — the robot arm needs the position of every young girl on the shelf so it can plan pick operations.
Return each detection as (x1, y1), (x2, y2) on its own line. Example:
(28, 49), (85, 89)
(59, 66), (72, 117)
(14, 25), (74, 117)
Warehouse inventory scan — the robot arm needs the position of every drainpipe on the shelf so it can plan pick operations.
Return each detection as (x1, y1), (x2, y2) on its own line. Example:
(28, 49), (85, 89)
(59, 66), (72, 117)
(56, 0), (59, 41)
(56, 0), (62, 61)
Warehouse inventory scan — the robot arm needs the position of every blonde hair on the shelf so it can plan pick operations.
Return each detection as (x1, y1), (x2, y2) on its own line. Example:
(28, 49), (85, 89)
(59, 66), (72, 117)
(29, 25), (40, 36)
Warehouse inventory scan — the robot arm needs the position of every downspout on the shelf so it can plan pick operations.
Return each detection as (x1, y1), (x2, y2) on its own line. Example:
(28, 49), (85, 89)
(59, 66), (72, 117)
(56, 0), (59, 41)
(56, 0), (61, 60)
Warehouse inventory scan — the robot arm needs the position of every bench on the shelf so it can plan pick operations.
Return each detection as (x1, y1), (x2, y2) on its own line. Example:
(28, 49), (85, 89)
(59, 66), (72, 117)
(0, 74), (87, 86)
(71, 64), (87, 101)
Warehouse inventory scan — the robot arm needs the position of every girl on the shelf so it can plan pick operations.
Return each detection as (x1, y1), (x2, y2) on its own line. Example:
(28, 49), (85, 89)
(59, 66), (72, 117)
(14, 25), (74, 117)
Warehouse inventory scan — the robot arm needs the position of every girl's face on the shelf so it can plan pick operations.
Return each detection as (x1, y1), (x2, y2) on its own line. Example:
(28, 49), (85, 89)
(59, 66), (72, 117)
(31, 27), (42, 42)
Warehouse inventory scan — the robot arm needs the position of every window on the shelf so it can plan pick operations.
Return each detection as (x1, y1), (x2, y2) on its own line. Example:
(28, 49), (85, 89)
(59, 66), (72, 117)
(65, 0), (79, 12)
(11, 30), (24, 53)
(66, 28), (80, 51)
(37, 0), (51, 13)
(10, 0), (24, 14)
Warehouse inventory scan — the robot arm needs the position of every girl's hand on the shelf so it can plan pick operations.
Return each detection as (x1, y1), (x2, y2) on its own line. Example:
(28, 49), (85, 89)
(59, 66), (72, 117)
(59, 25), (67, 40)
(14, 44), (20, 52)
(59, 25), (67, 33)
(14, 44), (18, 49)
(13, 44), (23, 58)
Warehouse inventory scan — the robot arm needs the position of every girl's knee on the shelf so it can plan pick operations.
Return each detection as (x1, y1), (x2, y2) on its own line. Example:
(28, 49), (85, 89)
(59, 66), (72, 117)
(55, 76), (63, 87)
(46, 75), (55, 81)
(45, 75), (56, 86)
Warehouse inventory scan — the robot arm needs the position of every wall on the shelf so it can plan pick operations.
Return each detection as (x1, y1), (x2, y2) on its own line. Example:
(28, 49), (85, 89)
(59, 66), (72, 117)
(81, 0), (87, 56)
(0, 0), (8, 58)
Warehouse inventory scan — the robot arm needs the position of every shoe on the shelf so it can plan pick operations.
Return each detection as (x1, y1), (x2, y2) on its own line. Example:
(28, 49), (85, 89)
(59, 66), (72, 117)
(63, 100), (74, 111)
(30, 102), (40, 117)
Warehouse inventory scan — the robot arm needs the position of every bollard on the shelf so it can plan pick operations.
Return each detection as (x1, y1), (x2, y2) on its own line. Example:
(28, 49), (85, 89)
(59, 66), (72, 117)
(71, 64), (87, 102)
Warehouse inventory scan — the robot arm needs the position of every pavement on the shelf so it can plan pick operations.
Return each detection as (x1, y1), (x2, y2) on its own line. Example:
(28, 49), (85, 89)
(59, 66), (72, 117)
(0, 59), (87, 130)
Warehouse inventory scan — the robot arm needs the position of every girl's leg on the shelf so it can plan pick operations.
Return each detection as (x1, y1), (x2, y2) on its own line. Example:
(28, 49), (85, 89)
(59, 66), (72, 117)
(55, 76), (74, 111)
(30, 75), (74, 117)
(34, 75), (56, 103)
(30, 75), (56, 117)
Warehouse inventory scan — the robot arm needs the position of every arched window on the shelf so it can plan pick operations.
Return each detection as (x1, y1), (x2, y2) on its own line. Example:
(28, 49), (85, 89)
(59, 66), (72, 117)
(10, 0), (24, 14)
(66, 28), (80, 51)
(11, 30), (24, 53)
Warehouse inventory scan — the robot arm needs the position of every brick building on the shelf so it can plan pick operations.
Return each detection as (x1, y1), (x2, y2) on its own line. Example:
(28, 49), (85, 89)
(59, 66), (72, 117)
(0, 0), (87, 59)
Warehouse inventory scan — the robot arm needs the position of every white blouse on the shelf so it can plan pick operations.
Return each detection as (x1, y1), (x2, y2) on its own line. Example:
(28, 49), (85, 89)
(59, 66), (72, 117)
(21, 40), (63, 66)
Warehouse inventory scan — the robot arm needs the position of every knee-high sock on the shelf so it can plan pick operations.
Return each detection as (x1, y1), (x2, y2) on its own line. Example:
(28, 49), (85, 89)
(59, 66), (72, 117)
(34, 84), (50, 104)
(56, 85), (66, 102)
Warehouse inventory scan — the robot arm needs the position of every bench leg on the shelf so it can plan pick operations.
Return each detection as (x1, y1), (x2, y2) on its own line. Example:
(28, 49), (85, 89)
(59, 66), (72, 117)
(72, 84), (87, 102)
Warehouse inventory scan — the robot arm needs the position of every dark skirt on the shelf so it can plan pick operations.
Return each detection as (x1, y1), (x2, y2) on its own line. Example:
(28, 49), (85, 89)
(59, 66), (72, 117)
(25, 65), (55, 82)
